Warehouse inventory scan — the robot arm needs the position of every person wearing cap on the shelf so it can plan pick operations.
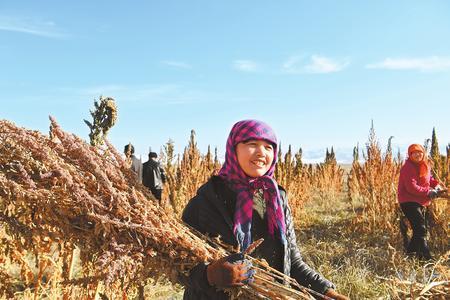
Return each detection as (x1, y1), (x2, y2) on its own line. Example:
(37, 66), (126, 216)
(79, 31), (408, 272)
(397, 144), (443, 260)
(142, 151), (166, 201)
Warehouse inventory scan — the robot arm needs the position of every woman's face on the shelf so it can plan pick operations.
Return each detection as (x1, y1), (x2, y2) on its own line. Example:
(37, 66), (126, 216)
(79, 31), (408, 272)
(410, 150), (424, 163)
(236, 139), (274, 178)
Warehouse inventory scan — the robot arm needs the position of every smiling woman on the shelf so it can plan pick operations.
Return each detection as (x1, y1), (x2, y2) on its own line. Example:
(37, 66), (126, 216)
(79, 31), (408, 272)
(181, 119), (349, 300)
(236, 139), (274, 178)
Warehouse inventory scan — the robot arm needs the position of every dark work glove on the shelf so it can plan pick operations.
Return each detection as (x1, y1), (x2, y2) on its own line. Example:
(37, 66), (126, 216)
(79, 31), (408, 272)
(427, 189), (438, 199)
(206, 253), (255, 288)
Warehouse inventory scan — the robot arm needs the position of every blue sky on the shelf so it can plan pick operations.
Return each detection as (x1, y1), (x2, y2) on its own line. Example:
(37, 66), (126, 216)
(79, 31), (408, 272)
(1, 1), (449, 163)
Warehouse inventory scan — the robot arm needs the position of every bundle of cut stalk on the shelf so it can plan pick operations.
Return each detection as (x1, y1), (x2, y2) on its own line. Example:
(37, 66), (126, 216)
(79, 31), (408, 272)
(0, 118), (315, 299)
(377, 251), (450, 298)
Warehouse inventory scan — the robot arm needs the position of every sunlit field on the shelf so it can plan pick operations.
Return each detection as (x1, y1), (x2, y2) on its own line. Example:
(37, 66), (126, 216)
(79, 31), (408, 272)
(1, 120), (448, 299)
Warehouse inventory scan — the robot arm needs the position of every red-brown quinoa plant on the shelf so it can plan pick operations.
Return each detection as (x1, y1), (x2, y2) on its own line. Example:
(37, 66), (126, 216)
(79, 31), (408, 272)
(275, 144), (295, 188)
(0, 119), (314, 300)
(347, 123), (401, 235)
(1, 97), (120, 299)
(178, 130), (205, 204)
(0, 119), (225, 298)
(347, 144), (363, 204)
(311, 147), (344, 201)
(162, 130), (221, 216)
(160, 138), (178, 209)
(0, 137), (80, 299)
(203, 145), (221, 182)
(429, 128), (448, 183)
(447, 143), (450, 184)
(275, 145), (312, 227)
(424, 129), (449, 251)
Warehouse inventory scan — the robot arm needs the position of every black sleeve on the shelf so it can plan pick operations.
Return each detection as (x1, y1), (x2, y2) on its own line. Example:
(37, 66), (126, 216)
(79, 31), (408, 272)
(283, 191), (335, 295)
(141, 164), (148, 186)
(182, 194), (201, 229)
(180, 194), (227, 298)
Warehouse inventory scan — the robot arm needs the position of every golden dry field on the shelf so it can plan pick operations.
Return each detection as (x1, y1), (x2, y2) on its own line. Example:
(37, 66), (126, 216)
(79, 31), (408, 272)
(1, 120), (448, 299)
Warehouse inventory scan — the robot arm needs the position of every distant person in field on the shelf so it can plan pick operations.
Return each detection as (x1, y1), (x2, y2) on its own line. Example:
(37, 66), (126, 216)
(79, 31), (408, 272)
(142, 151), (166, 201)
(181, 120), (349, 300)
(397, 144), (446, 261)
(124, 144), (142, 183)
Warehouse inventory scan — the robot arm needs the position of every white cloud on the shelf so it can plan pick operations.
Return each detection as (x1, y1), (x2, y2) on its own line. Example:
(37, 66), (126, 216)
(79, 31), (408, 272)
(0, 15), (66, 38)
(305, 55), (349, 73)
(366, 56), (450, 72)
(282, 55), (348, 74)
(161, 61), (192, 69)
(233, 60), (261, 72)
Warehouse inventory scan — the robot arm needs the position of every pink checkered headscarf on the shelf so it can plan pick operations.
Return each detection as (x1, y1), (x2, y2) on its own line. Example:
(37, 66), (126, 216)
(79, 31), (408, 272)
(218, 120), (286, 251)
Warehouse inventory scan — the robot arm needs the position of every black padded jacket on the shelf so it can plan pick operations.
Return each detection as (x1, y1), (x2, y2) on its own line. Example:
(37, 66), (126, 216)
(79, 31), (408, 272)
(180, 176), (335, 299)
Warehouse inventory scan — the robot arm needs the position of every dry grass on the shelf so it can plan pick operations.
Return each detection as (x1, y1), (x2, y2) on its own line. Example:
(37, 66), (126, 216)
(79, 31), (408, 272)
(296, 190), (449, 299)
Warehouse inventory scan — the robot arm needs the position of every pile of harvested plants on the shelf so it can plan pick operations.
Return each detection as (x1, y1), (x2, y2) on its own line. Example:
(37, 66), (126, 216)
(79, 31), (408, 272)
(0, 118), (319, 299)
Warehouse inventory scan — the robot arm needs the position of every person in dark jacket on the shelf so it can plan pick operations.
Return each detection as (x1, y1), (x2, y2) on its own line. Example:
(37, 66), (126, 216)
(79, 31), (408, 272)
(182, 119), (349, 300)
(142, 151), (166, 201)
(398, 144), (445, 260)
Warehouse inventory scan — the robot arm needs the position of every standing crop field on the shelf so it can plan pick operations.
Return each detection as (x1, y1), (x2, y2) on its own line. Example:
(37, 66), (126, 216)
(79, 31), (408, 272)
(1, 119), (448, 299)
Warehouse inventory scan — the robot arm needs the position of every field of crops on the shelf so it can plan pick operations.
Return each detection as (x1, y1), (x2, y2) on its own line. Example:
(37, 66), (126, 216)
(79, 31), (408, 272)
(1, 119), (448, 299)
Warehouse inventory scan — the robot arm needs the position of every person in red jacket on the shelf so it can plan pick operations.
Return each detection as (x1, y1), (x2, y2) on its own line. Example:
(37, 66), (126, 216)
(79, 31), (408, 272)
(397, 144), (443, 260)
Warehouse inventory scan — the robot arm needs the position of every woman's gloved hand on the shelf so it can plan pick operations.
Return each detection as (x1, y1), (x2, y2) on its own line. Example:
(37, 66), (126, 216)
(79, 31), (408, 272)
(206, 253), (255, 288)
